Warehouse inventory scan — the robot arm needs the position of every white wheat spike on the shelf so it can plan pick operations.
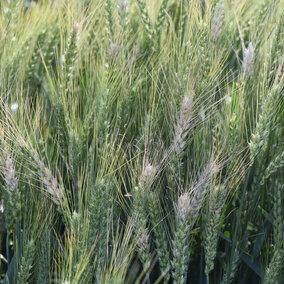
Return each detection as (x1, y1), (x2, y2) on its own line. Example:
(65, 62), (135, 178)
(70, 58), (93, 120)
(211, 0), (225, 42)
(173, 94), (193, 155)
(2, 156), (18, 192)
(242, 42), (254, 77)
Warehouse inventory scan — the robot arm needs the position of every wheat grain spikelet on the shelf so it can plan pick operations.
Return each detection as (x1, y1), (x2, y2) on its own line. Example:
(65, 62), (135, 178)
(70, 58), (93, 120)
(211, 0), (225, 42)
(173, 94), (193, 155)
(242, 42), (254, 77)
(1, 156), (18, 192)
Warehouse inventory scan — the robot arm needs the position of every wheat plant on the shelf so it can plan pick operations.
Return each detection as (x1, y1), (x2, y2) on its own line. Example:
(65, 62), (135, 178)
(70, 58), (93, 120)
(0, 0), (283, 283)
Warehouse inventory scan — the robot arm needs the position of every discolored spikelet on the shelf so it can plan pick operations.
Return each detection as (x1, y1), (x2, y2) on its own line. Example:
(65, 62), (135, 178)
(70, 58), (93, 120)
(242, 42), (254, 77)
(2, 156), (18, 192)
(173, 94), (193, 155)
(177, 192), (190, 221)
(1, 154), (21, 231)
(33, 156), (63, 205)
(172, 160), (218, 283)
(211, 0), (225, 42)
(139, 163), (156, 189)
(189, 160), (219, 220)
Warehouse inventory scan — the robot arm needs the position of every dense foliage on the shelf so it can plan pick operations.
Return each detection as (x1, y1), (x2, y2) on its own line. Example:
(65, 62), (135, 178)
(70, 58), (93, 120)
(0, 0), (283, 283)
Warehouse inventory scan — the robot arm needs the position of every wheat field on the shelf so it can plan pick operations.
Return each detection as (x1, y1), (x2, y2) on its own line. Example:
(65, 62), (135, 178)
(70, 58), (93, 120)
(0, 0), (283, 283)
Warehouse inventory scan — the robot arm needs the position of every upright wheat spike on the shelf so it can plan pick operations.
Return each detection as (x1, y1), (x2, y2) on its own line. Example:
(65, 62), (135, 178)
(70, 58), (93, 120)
(228, 112), (240, 154)
(173, 94), (193, 155)
(36, 228), (51, 284)
(264, 180), (284, 283)
(133, 185), (152, 270)
(242, 42), (254, 77)
(179, 0), (190, 41)
(211, 0), (225, 42)
(148, 191), (170, 281)
(172, 191), (191, 283)
(236, 18), (255, 78)
(204, 185), (226, 276)
(45, 24), (59, 67)
(1, 153), (21, 232)
(61, 22), (79, 93)
(31, 154), (63, 205)
(18, 239), (36, 283)
(264, 249), (284, 284)
(133, 163), (156, 270)
(139, 163), (156, 189)
(249, 83), (282, 162)
(2, 155), (18, 192)
(273, 180), (283, 250)
(270, 16), (283, 81)
(136, 0), (155, 49)
(168, 93), (193, 193)
(248, 81), (282, 196)
(262, 150), (284, 183)
(221, 248), (240, 284)
(27, 28), (47, 83)
(136, 226), (151, 272)
(105, 0), (115, 45)
(40, 166), (63, 205)
(172, 160), (218, 283)
(155, 0), (168, 44)
(87, 178), (113, 271)
(118, 0), (130, 34)
(189, 160), (218, 221)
